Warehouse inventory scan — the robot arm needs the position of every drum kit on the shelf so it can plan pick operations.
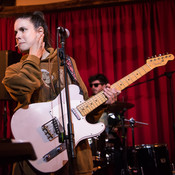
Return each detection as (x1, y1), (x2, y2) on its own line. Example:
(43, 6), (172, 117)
(89, 102), (172, 175)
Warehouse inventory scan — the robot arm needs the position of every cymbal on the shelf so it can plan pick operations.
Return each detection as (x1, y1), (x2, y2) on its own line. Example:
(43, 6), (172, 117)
(107, 101), (134, 113)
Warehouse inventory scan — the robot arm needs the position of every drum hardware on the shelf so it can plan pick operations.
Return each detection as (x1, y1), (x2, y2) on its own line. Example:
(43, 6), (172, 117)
(116, 113), (149, 175)
(104, 102), (135, 175)
(125, 118), (148, 175)
(127, 144), (172, 175)
(125, 118), (172, 175)
(100, 101), (172, 175)
(115, 118), (149, 129)
(125, 118), (149, 148)
(92, 101), (135, 175)
(95, 151), (103, 162)
(92, 166), (101, 174)
(119, 108), (132, 175)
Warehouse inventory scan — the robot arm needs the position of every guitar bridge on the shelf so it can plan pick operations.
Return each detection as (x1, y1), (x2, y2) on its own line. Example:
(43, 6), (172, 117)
(41, 117), (63, 141)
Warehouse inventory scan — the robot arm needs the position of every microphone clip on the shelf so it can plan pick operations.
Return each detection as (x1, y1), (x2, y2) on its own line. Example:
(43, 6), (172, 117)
(57, 27), (70, 39)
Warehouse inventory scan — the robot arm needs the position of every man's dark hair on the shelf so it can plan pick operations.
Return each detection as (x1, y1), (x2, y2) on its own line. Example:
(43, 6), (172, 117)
(88, 74), (109, 85)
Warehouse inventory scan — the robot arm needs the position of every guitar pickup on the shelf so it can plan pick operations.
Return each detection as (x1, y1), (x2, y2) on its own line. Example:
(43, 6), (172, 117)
(43, 143), (66, 162)
(72, 108), (81, 120)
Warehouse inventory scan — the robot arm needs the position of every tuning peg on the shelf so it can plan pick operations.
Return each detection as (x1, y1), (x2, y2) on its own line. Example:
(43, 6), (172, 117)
(166, 52), (169, 55)
(147, 57), (150, 59)
(155, 55), (157, 57)
(158, 54), (161, 56)
(151, 56), (154, 58)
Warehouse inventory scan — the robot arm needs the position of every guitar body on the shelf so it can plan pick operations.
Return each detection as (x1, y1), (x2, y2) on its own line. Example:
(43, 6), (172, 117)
(11, 85), (105, 173)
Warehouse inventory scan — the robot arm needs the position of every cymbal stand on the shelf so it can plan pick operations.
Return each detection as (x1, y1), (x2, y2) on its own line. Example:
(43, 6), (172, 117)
(125, 118), (147, 175)
(120, 108), (130, 175)
(125, 118), (148, 147)
(128, 118), (136, 148)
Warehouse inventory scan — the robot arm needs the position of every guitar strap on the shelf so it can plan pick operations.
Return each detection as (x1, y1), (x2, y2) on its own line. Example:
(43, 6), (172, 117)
(66, 55), (83, 95)
(66, 56), (78, 83)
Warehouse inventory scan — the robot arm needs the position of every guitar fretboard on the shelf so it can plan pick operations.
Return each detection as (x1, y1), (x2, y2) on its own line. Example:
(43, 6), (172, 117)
(77, 63), (152, 116)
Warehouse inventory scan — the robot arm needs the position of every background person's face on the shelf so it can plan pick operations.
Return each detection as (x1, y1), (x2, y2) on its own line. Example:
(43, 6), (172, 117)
(90, 80), (106, 95)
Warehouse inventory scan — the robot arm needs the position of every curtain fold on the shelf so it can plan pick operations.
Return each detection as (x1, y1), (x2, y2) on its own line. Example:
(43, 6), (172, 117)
(0, 0), (175, 172)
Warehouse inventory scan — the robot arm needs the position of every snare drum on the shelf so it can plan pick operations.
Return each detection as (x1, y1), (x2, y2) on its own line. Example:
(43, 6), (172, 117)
(127, 144), (172, 175)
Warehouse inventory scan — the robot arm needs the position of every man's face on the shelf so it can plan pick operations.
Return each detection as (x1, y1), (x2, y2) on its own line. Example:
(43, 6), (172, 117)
(90, 80), (106, 95)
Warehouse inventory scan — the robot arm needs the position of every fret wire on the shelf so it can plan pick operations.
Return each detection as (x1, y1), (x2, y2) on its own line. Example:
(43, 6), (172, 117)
(88, 99), (98, 108)
(118, 80), (125, 90)
(141, 65), (147, 73)
(79, 107), (89, 115)
(77, 91), (106, 116)
(133, 70), (142, 79)
(111, 83), (122, 91)
(137, 67), (144, 76)
(85, 104), (93, 111)
(123, 76), (133, 87)
(145, 64), (152, 71)
(121, 78), (129, 86)
(128, 73), (137, 81)
(79, 103), (91, 112)
(126, 74), (134, 83)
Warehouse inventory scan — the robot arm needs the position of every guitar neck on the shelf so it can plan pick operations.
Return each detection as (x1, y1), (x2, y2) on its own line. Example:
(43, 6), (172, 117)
(77, 63), (152, 116)
(111, 63), (152, 91)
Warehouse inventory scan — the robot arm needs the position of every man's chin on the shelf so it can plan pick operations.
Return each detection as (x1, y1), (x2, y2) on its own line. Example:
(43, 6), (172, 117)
(92, 91), (98, 95)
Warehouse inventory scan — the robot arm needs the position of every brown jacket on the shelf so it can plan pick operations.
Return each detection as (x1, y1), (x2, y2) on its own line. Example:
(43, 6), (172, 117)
(2, 48), (94, 175)
(2, 48), (88, 111)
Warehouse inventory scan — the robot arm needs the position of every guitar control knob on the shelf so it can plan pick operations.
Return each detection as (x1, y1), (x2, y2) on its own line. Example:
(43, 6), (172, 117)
(43, 154), (51, 162)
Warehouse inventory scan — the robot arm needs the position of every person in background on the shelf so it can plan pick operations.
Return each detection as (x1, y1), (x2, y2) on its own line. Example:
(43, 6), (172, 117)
(88, 73), (111, 131)
(88, 74), (109, 96)
(2, 12), (119, 175)
(88, 73), (122, 175)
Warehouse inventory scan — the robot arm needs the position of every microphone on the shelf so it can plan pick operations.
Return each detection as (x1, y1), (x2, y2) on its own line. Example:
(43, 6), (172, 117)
(57, 27), (70, 38)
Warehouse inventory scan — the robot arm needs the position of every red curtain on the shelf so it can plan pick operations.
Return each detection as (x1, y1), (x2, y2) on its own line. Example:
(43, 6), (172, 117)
(0, 0), (175, 172)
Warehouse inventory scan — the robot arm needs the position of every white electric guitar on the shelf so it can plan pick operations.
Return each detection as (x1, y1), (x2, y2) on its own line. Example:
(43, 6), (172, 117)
(11, 54), (174, 173)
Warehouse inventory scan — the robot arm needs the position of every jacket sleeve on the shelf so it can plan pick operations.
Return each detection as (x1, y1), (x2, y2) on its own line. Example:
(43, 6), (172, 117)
(2, 55), (42, 105)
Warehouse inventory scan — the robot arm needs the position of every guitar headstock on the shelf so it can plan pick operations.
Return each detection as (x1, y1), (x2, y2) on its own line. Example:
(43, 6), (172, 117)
(146, 54), (174, 69)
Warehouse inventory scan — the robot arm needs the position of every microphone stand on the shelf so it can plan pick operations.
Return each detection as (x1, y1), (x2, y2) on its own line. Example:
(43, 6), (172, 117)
(57, 29), (76, 175)
(125, 71), (175, 146)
